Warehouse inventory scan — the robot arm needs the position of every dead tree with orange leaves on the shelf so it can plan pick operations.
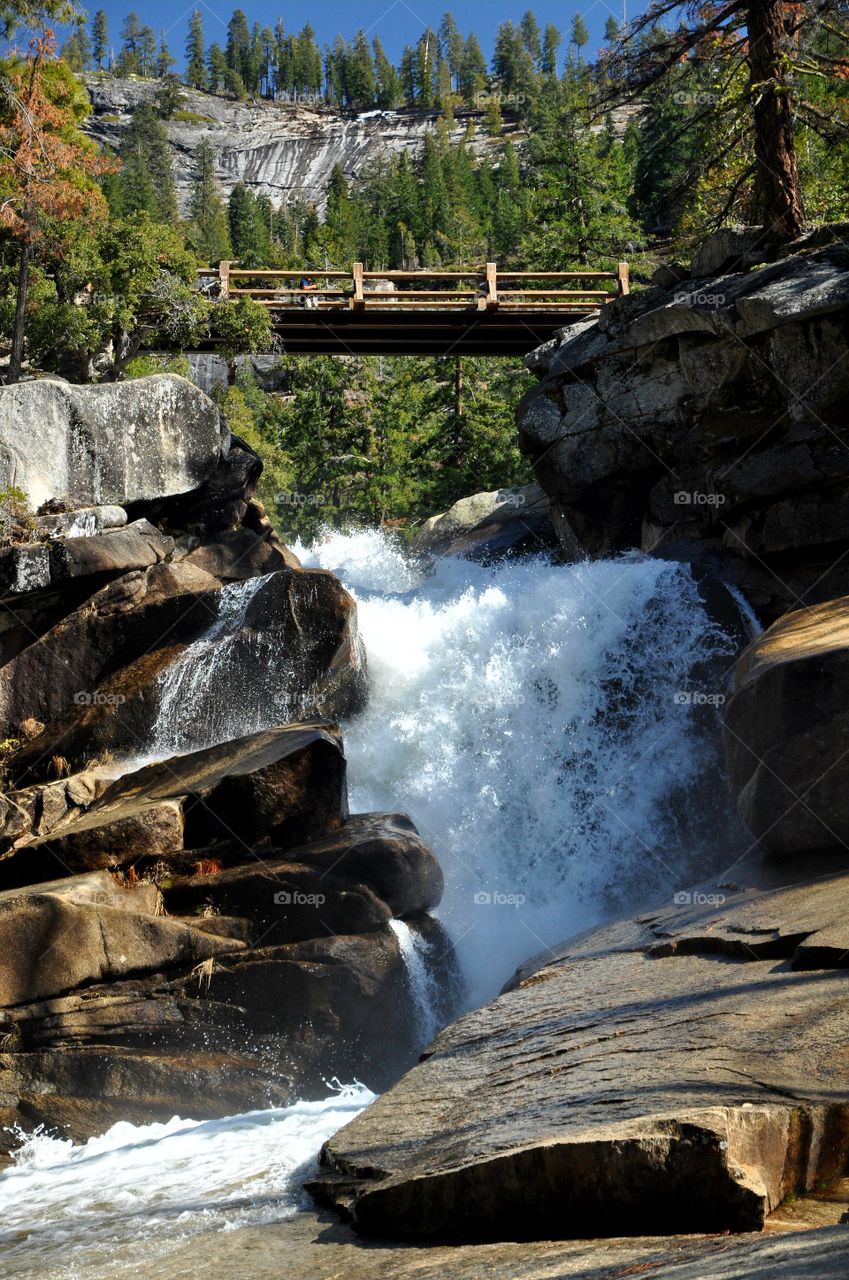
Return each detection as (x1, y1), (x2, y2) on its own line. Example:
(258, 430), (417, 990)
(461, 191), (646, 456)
(0, 29), (115, 382)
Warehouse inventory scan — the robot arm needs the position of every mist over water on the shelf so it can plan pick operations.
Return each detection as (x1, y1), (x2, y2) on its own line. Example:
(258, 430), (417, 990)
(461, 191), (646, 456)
(296, 530), (739, 1004)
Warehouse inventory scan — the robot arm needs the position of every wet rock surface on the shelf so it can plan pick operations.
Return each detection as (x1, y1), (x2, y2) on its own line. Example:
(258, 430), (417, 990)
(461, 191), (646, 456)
(312, 872), (849, 1242)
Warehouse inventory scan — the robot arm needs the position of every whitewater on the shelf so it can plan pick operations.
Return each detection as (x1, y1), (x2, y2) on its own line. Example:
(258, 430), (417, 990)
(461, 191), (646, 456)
(0, 532), (743, 1277)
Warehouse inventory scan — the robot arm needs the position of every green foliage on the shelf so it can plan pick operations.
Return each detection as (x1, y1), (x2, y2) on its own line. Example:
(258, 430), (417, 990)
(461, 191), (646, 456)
(218, 356), (532, 539)
(0, 486), (34, 545)
(112, 101), (177, 223)
(210, 297), (273, 355)
(124, 353), (190, 378)
(188, 139), (231, 262)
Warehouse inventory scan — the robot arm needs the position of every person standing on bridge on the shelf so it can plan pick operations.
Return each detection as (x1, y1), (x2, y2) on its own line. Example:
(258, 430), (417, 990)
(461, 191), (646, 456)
(300, 275), (319, 309)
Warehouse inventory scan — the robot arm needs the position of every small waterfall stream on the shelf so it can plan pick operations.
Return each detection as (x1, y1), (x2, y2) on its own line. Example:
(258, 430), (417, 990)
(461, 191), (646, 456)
(388, 920), (441, 1049)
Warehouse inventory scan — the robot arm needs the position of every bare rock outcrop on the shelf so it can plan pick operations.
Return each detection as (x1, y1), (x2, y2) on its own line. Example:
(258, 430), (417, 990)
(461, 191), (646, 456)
(517, 243), (849, 622)
(311, 873), (849, 1241)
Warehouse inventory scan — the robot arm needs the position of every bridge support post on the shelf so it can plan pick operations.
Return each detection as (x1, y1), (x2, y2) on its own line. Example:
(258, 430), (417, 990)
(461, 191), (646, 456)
(352, 262), (365, 310)
(617, 262), (630, 296)
(486, 261), (498, 309)
(219, 260), (231, 300)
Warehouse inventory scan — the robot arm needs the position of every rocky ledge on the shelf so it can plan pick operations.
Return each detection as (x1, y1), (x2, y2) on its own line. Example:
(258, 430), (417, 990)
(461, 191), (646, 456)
(518, 240), (849, 622)
(0, 374), (452, 1150)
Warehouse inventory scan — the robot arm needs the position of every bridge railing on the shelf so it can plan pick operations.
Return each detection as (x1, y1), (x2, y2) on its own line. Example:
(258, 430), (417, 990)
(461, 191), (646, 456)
(196, 261), (629, 313)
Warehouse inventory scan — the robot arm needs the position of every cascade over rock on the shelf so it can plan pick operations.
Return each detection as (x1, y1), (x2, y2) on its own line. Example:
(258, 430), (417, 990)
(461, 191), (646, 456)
(0, 374), (450, 1150)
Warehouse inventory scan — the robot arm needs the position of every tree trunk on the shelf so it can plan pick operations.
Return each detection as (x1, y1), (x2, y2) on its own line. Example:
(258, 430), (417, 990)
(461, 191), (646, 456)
(7, 235), (31, 385)
(747, 0), (805, 242)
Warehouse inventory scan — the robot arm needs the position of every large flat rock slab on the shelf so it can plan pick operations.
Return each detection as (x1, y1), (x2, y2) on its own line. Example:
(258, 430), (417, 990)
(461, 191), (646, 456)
(311, 873), (849, 1242)
(0, 376), (222, 509)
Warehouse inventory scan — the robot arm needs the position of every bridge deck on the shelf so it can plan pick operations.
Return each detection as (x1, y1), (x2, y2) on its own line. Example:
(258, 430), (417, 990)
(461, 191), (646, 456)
(196, 262), (629, 357)
(262, 308), (597, 356)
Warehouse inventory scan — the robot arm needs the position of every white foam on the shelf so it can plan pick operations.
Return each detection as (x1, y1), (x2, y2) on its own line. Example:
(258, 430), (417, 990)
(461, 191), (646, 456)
(0, 1084), (374, 1279)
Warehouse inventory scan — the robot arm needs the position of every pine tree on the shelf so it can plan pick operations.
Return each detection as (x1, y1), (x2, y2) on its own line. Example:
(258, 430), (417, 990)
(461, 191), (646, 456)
(347, 30), (375, 108)
(226, 10), (252, 84)
(186, 10), (207, 90)
(189, 139), (232, 261)
(519, 11), (542, 65)
(91, 10), (109, 71)
(414, 29), (437, 106)
(139, 26), (156, 76)
(62, 21), (91, 72)
(373, 37), (400, 108)
(156, 32), (175, 79)
(570, 13), (589, 60)
(458, 33), (486, 104)
(438, 12), (463, 87)
(118, 12), (141, 76)
(118, 101), (177, 222)
(207, 43), (227, 93)
(228, 182), (269, 264)
(541, 23), (560, 77)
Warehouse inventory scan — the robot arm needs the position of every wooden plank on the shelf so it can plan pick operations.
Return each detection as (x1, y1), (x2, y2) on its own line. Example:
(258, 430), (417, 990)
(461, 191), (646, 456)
(218, 260), (230, 301)
(228, 269), (351, 279)
(617, 261), (631, 296)
(360, 269), (484, 279)
(497, 289), (612, 298)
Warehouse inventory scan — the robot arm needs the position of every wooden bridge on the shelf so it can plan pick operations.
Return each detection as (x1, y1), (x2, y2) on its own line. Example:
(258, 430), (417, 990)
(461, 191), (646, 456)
(197, 262), (630, 356)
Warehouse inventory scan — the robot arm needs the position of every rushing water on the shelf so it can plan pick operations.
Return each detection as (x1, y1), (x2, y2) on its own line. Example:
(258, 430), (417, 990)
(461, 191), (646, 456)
(0, 531), (745, 1274)
(296, 530), (741, 1004)
(0, 1085), (374, 1280)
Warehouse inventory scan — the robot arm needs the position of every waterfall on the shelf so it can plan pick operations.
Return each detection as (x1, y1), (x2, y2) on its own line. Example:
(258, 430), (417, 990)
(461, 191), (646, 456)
(0, 1085), (375, 1280)
(389, 919), (441, 1049)
(151, 574), (290, 757)
(296, 530), (744, 1005)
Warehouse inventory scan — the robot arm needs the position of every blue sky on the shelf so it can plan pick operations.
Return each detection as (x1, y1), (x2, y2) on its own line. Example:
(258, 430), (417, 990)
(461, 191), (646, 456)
(56, 0), (633, 70)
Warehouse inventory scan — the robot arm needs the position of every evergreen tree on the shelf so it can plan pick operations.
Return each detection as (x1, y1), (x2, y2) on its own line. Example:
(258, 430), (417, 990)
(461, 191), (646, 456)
(541, 23), (560, 77)
(226, 10), (252, 86)
(116, 101), (177, 222)
(189, 139), (232, 262)
(138, 26), (156, 77)
(186, 10), (207, 90)
(603, 17), (620, 44)
(347, 30), (375, 107)
(519, 11), (542, 65)
(207, 42), (227, 93)
(62, 20), (91, 72)
(458, 33), (486, 104)
(438, 12), (463, 87)
(570, 13), (589, 60)
(156, 31), (175, 79)
(373, 37), (400, 108)
(414, 28), (437, 106)
(117, 11), (141, 75)
(91, 10), (109, 71)
(228, 181), (270, 264)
